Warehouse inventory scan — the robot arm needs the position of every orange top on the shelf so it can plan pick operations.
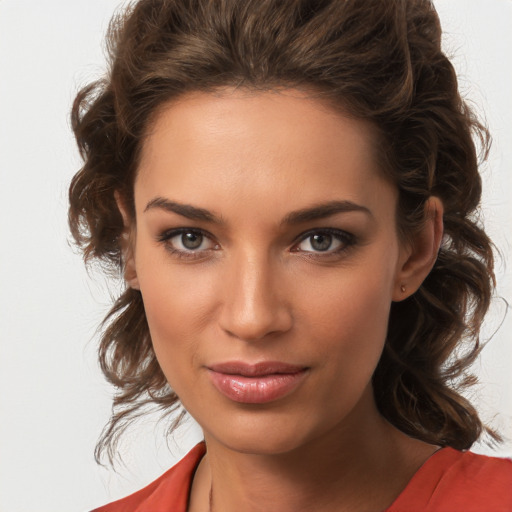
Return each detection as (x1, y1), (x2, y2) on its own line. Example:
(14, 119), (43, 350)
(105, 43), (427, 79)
(92, 443), (512, 512)
(386, 447), (512, 512)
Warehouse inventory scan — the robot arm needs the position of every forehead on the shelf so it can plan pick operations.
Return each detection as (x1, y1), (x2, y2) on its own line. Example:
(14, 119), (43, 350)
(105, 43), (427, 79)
(135, 88), (394, 219)
(140, 87), (378, 168)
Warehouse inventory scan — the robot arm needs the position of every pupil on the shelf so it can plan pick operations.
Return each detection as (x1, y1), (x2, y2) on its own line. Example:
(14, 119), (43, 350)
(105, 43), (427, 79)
(311, 234), (332, 251)
(182, 232), (202, 249)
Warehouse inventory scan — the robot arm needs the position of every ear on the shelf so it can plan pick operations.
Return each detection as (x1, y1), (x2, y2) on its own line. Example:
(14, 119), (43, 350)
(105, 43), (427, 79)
(115, 191), (140, 290)
(392, 196), (444, 301)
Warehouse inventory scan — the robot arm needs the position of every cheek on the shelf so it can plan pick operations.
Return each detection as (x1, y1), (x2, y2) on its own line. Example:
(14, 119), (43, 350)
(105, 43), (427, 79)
(303, 264), (394, 378)
(134, 250), (219, 384)
(137, 236), (216, 318)
(306, 292), (390, 435)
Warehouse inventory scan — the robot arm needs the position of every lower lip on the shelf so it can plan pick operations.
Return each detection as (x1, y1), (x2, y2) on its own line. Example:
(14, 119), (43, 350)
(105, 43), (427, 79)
(207, 370), (308, 404)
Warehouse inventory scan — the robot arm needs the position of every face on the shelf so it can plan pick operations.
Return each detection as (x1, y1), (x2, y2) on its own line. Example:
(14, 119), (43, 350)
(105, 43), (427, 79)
(129, 88), (410, 455)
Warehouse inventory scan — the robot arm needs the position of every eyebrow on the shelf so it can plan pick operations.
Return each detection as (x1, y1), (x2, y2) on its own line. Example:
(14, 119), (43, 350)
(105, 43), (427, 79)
(145, 197), (372, 225)
(281, 200), (372, 225)
(144, 197), (222, 222)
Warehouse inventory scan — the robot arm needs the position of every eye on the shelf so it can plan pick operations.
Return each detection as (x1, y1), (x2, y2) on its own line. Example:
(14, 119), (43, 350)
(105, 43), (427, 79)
(293, 229), (354, 254)
(157, 228), (219, 258)
(173, 231), (207, 251)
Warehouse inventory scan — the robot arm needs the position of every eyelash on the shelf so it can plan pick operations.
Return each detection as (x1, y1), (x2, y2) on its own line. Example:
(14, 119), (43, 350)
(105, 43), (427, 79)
(291, 228), (356, 258)
(156, 227), (356, 261)
(157, 228), (218, 260)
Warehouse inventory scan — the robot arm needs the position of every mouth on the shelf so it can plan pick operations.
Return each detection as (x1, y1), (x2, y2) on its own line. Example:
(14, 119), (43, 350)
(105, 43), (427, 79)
(207, 361), (309, 404)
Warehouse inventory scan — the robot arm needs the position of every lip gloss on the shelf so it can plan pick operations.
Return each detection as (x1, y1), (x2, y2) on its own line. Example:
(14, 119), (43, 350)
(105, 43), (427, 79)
(207, 362), (308, 404)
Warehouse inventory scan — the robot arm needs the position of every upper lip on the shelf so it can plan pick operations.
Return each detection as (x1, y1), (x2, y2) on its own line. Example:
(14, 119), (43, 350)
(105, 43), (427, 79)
(207, 361), (307, 377)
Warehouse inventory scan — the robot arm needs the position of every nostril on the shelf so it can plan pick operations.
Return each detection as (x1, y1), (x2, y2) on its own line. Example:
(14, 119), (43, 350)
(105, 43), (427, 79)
(219, 299), (293, 341)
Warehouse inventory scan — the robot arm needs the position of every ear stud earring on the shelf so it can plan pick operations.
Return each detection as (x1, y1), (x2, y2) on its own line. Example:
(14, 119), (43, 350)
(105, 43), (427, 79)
(400, 284), (406, 293)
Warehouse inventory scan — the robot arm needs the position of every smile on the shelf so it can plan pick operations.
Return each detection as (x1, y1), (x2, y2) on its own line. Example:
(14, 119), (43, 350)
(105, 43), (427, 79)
(207, 362), (309, 404)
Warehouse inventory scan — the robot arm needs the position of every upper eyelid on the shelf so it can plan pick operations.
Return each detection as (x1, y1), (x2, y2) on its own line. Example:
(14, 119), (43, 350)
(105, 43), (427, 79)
(158, 227), (215, 241)
(292, 227), (353, 243)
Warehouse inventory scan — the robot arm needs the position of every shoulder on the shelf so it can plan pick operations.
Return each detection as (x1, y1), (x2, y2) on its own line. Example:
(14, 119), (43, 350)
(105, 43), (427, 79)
(389, 447), (512, 512)
(90, 442), (206, 512)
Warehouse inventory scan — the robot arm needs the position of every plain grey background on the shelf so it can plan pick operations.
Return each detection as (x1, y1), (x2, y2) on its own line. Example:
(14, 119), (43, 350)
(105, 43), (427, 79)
(1, 1), (511, 510)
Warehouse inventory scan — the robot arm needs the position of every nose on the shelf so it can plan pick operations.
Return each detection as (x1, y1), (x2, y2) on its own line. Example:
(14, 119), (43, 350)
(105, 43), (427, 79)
(218, 252), (293, 341)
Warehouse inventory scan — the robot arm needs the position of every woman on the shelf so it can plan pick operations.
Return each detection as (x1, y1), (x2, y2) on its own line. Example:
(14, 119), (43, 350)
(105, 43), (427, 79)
(69, 0), (512, 510)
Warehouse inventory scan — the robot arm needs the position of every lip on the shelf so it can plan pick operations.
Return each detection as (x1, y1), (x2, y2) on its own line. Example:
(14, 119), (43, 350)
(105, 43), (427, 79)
(207, 361), (309, 404)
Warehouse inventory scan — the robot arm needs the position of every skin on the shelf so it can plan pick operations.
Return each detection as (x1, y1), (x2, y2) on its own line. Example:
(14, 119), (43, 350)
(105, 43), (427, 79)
(121, 88), (444, 512)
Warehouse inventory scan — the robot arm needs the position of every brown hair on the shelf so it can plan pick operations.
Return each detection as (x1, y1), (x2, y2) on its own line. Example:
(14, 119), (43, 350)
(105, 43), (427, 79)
(69, 0), (498, 464)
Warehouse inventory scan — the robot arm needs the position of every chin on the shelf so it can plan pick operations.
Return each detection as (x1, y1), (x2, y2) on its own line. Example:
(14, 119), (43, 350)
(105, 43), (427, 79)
(213, 431), (309, 456)
(200, 406), (331, 457)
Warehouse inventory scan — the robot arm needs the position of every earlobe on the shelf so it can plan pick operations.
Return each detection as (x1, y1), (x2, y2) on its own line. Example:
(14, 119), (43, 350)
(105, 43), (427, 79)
(393, 196), (444, 301)
(115, 191), (140, 291)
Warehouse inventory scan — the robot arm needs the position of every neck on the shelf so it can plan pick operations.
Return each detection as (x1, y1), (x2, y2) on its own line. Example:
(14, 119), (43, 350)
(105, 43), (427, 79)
(190, 391), (437, 512)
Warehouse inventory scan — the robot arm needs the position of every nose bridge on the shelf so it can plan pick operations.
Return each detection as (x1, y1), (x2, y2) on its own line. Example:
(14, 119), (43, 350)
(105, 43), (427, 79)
(219, 247), (291, 341)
